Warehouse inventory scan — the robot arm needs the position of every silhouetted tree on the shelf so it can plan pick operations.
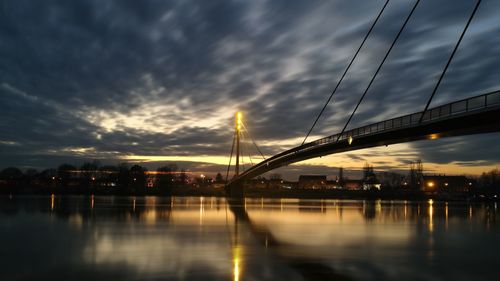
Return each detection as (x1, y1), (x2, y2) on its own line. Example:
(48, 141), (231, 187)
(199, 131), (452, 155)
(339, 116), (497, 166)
(0, 167), (24, 187)
(57, 164), (77, 187)
(363, 163), (374, 181)
(179, 169), (188, 185)
(99, 165), (118, 187)
(117, 163), (131, 191)
(25, 168), (38, 178)
(409, 160), (423, 190)
(378, 171), (405, 189)
(479, 168), (500, 193)
(0, 167), (23, 180)
(362, 163), (380, 190)
(40, 169), (57, 187)
(269, 173), (282, 180)
(130, 164), (147, 193)
(338, 167), (344, 187)
(215, 172), (224, 183)
(80, 161), (100, 187)
(156, 164), (178, 192)
(24, 168), (39, 187)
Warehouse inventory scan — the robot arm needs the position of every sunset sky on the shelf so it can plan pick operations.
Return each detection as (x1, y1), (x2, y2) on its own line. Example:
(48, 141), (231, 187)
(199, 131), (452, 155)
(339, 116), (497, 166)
(1, 0), (499, 179)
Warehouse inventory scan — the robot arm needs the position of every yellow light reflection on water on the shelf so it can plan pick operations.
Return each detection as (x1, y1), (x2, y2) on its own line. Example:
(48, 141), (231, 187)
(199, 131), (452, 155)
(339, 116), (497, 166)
(199, 197), (204, 225)
(143, 209), (157, 225)
(50, 194), (55, 211)
(445, 202), (449, 230)
(404, 201), (408, 220)
(428, 199), (434, 233)
(232, 246), (242, 281)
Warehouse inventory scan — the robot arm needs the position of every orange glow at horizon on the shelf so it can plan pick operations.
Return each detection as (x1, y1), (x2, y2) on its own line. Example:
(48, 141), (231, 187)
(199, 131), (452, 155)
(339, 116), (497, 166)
(120, 151), (498, 177)
(113, 136), (500, 177)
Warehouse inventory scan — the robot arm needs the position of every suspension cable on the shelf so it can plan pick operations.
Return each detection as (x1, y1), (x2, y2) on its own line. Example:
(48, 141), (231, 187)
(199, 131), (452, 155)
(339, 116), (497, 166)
(242, 122), (266, 160)
(336, 0), (421, 142)
(225, 131), (236, 183)
(301, 0), (391, 145)
(246, 139), (254, 166)
(419, 0), (482, 123)
(241, 130), (256, 165)
(240, 134), (247, 172)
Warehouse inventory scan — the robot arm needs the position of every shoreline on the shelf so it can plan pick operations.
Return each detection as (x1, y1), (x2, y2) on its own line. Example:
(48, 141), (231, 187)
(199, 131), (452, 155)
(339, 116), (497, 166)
(1, 186), (498, 202)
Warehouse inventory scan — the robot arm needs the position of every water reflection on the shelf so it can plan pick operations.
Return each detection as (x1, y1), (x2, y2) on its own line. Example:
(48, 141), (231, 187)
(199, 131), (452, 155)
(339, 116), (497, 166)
(50, 194), (55, 211)
(0, 196), (499, 281)
(428, 199), (434, 233)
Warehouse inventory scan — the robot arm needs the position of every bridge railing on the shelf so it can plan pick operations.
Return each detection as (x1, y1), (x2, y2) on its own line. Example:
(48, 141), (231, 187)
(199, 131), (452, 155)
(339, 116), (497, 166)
(234, 90), (500, 181)
(311, 90), (500, 145)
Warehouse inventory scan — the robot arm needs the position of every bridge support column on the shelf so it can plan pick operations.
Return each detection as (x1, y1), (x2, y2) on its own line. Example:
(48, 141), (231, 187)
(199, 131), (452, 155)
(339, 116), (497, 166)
(226, 182), (244, 198)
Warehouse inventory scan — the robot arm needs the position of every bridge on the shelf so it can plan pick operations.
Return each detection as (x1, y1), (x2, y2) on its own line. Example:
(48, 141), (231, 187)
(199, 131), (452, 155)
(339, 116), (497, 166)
(225, 0), (499, 196)
(228, 91), (500, 191)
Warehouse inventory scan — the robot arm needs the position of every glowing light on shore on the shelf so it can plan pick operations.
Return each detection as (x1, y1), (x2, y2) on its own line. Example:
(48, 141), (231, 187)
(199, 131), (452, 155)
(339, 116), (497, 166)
(429, 133), (440, 140)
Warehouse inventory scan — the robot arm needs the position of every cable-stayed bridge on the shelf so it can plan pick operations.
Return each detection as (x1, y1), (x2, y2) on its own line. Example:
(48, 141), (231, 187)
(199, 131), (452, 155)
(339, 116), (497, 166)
(228, 91), (500, 191)
(225, 0), (499, 196)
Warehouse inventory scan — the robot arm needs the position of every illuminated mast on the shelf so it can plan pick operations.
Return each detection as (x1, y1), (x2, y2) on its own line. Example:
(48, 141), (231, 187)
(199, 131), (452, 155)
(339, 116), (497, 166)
(235, 112), (242, 176)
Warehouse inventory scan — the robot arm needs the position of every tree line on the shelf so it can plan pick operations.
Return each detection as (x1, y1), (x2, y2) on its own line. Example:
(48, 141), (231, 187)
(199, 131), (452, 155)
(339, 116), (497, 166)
(0, 161), (193, 195)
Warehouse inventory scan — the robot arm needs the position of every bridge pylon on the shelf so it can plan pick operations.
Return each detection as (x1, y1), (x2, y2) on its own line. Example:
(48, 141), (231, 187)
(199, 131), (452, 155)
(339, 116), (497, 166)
(225, 112), (245, 197)
(235, 112), (241, 177)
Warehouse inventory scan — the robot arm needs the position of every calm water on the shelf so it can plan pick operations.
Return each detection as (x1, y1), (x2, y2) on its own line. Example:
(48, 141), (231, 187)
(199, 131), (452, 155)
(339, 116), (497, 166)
(0, 196), (499, 281)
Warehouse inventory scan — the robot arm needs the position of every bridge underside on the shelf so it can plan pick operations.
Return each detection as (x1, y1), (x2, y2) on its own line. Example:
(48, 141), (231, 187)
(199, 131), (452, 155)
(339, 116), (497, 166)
(228, 106), (500, 190)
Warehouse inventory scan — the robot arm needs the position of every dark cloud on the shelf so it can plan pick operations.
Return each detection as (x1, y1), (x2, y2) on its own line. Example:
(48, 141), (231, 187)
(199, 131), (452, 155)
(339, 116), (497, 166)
(0, 0), (499, 175)
(411, 133), (500, 166)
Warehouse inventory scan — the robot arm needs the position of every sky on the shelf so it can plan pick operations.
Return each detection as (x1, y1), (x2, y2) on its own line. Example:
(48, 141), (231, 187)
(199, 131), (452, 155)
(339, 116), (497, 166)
(1, 0), (500, 180)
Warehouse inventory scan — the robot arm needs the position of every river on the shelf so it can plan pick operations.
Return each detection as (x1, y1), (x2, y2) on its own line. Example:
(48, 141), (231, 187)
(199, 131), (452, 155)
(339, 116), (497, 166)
(0, 196), (498, 280)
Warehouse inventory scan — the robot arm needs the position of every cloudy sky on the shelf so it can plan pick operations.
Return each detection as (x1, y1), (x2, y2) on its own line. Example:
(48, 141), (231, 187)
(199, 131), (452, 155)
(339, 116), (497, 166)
(1, 0), (499, 179)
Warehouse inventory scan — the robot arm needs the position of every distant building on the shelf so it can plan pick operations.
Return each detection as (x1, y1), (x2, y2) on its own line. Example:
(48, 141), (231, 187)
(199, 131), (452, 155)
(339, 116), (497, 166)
(298, 175), (327, 189)
(281, 181), (297, 189)
(344, 179), (363, 190)
(325, 180), (342, 189)
(212, 182), (225, 189)
(268, 178), (284, 189)
(422, 175), (474, 193)
(146, 174), (155, 188)
(363, 178), (382, 190)
(247, 178), (268, 188)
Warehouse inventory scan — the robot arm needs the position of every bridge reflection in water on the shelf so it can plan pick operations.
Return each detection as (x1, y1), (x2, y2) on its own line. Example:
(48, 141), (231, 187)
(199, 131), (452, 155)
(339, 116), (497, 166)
(0, 196), (498, 281)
